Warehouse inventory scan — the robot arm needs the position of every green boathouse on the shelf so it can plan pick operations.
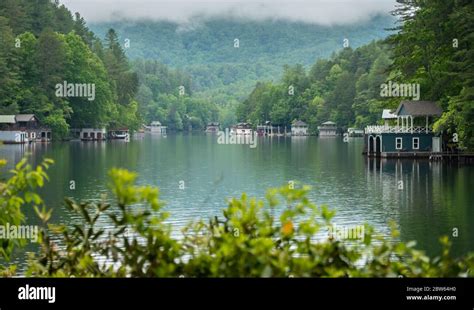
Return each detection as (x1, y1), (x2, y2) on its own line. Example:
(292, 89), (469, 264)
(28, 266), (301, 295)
(365, 101), (443, 158)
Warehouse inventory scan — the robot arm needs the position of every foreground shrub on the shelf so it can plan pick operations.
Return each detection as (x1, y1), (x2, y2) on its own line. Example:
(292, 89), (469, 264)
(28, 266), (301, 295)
(22, 166), (473, 277)
(0, 158), (52, 271)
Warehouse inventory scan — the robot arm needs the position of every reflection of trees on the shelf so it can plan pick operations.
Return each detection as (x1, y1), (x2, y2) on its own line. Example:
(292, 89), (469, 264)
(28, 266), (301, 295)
(365, 158), (473, 256)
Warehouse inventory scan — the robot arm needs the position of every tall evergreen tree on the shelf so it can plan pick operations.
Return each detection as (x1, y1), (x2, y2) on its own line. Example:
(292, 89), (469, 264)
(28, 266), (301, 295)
(0, 17), (21, 114)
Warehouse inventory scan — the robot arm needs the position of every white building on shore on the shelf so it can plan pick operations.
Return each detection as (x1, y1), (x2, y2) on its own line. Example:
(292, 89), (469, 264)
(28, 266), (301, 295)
(318, 121), (338, 136)
(291, 120), (308, 136)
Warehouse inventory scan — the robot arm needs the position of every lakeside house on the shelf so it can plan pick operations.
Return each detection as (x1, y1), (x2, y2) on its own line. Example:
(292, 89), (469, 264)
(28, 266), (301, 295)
(70, 128), (107, 141)
(272, 124), (289, 136)
(291, 120), (308, 136)
(256, 121), (290, 136)
(347, 128), (364, 137)
(318, 121), (338, 136)
(0, 114), (51, 143)
(365, 101), (443, 157)
(0, 115), (26, 144)
(231, 123), (253, 135)
(0, 115), (16, 130)
(80, 128), (106, 141)
(16, 114), (52, 142)
(147, 121), (167, 134)
(108, 128), (129, 140)
(205, 122), (220, 133)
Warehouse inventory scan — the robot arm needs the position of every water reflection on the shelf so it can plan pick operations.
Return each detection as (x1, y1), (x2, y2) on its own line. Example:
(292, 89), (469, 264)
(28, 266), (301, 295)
(1, 135), (472, 270)
(365, 157), (474, 256)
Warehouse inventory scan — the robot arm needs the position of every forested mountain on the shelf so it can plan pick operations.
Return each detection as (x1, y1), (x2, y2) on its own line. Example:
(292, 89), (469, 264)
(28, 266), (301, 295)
(1, 0), (471, 148)
(133, 59), (222, 130)
(236, 0), (474, 149)
(91, 17), (392, 66)
(90, 17), (395, 105)
(0, 0), (140, 138)
(236, 41), (393, 132)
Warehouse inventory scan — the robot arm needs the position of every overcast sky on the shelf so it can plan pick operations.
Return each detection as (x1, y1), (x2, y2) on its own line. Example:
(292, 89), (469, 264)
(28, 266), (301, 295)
(61, 0), (396, 25)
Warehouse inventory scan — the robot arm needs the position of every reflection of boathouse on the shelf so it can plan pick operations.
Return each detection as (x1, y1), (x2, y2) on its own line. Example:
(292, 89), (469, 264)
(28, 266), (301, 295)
(365, 101), (442, 158)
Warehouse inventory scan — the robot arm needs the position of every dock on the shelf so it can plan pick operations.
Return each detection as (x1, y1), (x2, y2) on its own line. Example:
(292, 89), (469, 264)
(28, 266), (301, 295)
(362, 150), (474, 163)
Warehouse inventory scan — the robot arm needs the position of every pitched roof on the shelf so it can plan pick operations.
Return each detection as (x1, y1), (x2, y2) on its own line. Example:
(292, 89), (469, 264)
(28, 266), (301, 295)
(0, 115), (16, 124)
(236, 122), (251, 127)
(395, 101), (442, 117)
(15, 114), (37, 122)
(382, 109), (397, 119)
(292, 120), (307, 127)
(322, 121), (336, 125)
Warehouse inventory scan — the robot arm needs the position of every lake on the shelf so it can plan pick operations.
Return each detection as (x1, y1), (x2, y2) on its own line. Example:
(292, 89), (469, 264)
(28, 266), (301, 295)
(2, 133), (473, 268)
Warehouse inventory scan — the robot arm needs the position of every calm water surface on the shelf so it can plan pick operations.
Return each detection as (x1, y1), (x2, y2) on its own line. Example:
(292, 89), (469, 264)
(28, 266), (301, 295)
(2, 133), (473, 268)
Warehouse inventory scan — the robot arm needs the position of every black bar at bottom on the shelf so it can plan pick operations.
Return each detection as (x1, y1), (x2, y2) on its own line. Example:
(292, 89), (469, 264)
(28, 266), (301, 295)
(0, 278), (472, 309)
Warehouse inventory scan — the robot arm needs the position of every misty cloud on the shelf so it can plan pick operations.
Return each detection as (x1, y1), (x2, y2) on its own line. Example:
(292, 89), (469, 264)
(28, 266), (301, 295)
(62, 0), (396, 25)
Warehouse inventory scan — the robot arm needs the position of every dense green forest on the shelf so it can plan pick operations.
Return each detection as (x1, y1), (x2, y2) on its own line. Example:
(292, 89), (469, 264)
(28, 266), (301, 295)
(236, 41), (392, 132)
(1, 0), (472, 148)
(0, 0), (229, 136)
(0, 0), (473, 281)
(388, 0), (474, 149)
(133, 59), (223, 130)
(0, 1), (395, 136)
(90, 16), (395, 131)
(0, 0), (140, 138)
(91, 17), (394, 106)
(236, 0), (474, 149)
